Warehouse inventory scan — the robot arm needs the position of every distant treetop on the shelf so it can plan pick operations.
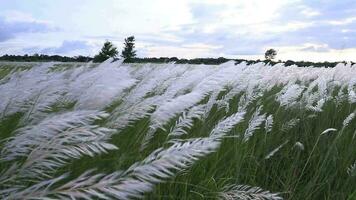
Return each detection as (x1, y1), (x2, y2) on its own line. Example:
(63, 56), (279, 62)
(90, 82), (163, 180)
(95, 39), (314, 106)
(121, 36), (137, 62)
(93, 41), (119, 62)
(265, 49), (277, 60)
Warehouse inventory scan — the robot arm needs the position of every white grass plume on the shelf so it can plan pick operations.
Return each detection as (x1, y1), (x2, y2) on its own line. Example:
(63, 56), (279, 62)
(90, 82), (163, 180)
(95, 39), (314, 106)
(265, 115), (273, 133)
(210, 111), (246, 138)
(244, 106), (266, 142)
(343, 112), (355, 128)
(218, 184), (283, 200)
(238, 90), (263, 111)
(168, 104), (206, 137)
(150, 91), (205, 130)
(347, 78), (356, 104)
(347, 161), (356, 176)
(264, 140), (289, 159)
(281, 118), (300, 132)
(0, 63), (65, 119)
(306, 98), (326, 112)
(1, 172), (68, 199)
(276, 83), (304, 108)
(129, 137), (220, 184)
(108, 96), (160, 130)
(7, 137), (220, 200)
(216, 85), (244, 113)
(320, 128), (337, 135)
(141, 92), (207, 150)
(1, 110), (117, 180)
(67, 61), (137, 110)
(293, 142), (305, 151)
(203, 91), (219, 119)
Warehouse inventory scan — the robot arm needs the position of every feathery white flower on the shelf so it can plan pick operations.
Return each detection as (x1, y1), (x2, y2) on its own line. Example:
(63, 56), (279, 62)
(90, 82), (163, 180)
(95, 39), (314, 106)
(7, 137), (220, 200)
(218, 184), (283, 200)
(244, 106), (266, 141)
(68, 62), (137, 110)
(265, 140), (289, 159)
(210, 111), (246, 138)
(343, 112), (355, 128)
(276, 84), (304, 108)
(320, 128), (338, 135)
(281, 118), (300, 132)
(168, 104), (206, 137)
(265, 115), (274, 133)
(347, 161), (356, 176)
(1, 110), (116, 180)
(293, 142), (305, 151)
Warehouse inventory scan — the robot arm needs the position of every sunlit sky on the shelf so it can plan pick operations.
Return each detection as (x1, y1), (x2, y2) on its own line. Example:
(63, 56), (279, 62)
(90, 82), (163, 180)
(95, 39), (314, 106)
(1, 0), (356, 61)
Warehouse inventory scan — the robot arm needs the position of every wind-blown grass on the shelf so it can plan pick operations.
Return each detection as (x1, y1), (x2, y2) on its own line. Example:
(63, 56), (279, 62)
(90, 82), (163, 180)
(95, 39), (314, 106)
(0, 60), (355, 199)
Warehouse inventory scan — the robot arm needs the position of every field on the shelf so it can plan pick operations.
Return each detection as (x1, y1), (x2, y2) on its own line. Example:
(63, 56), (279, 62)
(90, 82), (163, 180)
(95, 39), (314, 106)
(0, 59), (355, 199)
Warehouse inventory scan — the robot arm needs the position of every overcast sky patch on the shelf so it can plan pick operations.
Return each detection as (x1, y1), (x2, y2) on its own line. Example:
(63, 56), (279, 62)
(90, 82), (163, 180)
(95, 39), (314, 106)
(0, 0), (355, 61)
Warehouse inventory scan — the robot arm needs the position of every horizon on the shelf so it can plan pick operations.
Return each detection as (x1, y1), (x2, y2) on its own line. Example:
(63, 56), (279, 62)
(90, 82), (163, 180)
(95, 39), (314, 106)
(1, 0), (356, 62)
(1, 53), (355, 64)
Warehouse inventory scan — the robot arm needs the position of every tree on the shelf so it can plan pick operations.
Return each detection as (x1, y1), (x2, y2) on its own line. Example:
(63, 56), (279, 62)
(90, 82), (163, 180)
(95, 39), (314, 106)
(121, 36), (136, 62)
(265, 49), (277, 60)
(93, 41), (119, 62)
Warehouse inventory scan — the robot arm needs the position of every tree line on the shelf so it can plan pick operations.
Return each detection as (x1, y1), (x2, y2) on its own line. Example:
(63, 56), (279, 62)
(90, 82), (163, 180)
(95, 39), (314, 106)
(0, 36), (353, 68)
(0, 54), (93, 62)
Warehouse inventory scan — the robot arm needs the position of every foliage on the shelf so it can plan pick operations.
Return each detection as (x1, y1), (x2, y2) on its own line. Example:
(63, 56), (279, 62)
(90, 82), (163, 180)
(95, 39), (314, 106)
(1, 54), (354, 68)
(121, 36), (137, 62)
(0, 54), (93, 62)
(93, 41), (119, 63)
(0, 61), (355, 200)
(265, 49), (277, 60)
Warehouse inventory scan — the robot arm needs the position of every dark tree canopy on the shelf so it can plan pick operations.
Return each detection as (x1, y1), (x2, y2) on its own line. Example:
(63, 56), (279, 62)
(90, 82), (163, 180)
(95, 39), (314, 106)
(265, 49), (277, 60)
(0, 54), (93, 62)
(121, 36), (136, 62)
(93, 41), (119, 62)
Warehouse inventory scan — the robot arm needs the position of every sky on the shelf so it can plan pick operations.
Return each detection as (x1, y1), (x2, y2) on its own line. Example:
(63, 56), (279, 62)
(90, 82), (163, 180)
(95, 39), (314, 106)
(0, 0), (356, 61)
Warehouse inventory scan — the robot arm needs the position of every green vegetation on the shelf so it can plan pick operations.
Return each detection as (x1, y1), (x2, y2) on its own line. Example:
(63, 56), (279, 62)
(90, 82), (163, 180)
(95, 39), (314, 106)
(0, 54), (92, 62)
(0, 61), (355, 199)
(121, 36), (137, 62)
(93, 41), (119, 62)
(265, 49), (277, 60)
(1, 54), (352, 68)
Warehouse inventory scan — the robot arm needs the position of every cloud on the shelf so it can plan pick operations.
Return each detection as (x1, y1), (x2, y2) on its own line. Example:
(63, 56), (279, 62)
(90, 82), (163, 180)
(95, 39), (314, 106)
(23, 40), (93, 55)
(147, 0), (356, 59)
(299, 43), (330, 52)
(302, 0), (355, 21)
(189, 3), (226, 23)
(42, 40), (92, 54)
(139, 43), (220, 58)
(0, 15), (56, 42)
(1, 1), (356, 61)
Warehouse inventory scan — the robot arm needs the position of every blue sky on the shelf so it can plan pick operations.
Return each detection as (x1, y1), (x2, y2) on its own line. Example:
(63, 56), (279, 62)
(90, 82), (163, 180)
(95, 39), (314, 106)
(0, 0), (356, 61)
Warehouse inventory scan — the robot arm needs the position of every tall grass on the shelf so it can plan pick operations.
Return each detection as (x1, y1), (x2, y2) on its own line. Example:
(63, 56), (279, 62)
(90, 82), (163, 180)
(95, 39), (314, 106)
(0, 60), (355, 199)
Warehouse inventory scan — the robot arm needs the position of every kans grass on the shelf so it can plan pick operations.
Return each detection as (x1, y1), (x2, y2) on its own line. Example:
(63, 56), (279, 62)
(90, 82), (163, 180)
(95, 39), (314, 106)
(0, 59), (355, 199)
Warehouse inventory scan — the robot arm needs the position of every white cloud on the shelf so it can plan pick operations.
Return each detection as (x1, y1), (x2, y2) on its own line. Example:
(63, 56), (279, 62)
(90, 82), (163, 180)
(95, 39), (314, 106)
(1, 10), (39, 23)
(1, 0), (356, 61)
(327, 17), (356, 25)
(142, 43), (221, 58)
(269, 44), (356, 62)
(300, 6), (320, 17)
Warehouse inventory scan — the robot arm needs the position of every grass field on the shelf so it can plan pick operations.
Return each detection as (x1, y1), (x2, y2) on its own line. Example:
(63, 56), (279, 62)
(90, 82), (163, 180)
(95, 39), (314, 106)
(0, 59), (355, 199)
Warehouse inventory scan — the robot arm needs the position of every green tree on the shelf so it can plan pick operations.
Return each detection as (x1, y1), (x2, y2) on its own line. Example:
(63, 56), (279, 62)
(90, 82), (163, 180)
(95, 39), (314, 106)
(93, 41), (119, 62)
(265, 49), (277, 60)
(121, 36), (136, 62)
